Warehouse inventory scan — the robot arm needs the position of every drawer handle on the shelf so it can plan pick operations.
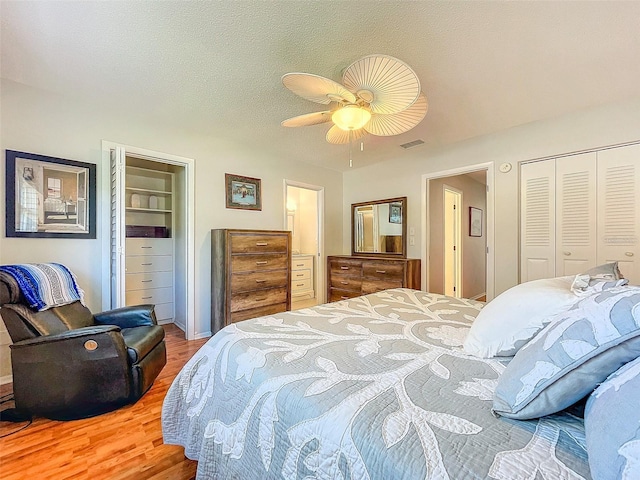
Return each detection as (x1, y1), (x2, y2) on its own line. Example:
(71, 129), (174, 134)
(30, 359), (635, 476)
(255, 279), (267, 283)
(296, 274), (304, 277)
(141, 246), (153, 249)
(563, 252), (571, 256)
(256, 242), (268, 246)
(141, 263), (153, 266)
(297, 283), (305, 287)
(376, 270), (387, 274)
(256, 261), (268, 265)
(142, 280), (153, 283)
(626, 252), (634, 257)
(340, 266), (349, 270)
(340, 281), (348, 285)
(255, 297), (267, 302)
(341, 296), (349, 300)
(142, 296), (152, 299)
(296, 263), (304, 267)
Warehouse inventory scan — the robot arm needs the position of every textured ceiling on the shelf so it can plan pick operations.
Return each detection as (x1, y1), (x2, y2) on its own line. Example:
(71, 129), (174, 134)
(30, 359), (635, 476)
(2, 1), (640, 172)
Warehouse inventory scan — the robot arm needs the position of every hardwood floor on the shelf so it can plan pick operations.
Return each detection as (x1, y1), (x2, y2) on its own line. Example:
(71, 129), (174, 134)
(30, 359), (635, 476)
(0, 324), (208, 480)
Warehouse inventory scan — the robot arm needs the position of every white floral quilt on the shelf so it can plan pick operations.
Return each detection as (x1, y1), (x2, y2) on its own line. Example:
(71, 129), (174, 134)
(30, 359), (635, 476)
(162, 288), (590, 479)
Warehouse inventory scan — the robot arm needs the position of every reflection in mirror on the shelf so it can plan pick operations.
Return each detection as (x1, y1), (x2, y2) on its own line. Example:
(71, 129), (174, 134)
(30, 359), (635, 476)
(352, 197), (406, 257)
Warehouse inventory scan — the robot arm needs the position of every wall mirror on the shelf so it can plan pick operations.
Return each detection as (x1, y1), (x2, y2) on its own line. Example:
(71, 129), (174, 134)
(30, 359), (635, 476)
(352, 196), (407, 257)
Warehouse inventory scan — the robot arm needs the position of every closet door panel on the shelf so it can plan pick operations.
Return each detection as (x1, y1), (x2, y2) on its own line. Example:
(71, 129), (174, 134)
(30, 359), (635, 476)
(555, 153), (597, 276)
(520, 160), (556, 282)
(597, 144), (640, 284)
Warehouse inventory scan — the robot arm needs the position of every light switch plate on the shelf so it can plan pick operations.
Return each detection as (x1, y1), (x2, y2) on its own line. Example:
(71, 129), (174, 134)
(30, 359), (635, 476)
(409, 227), (415, 235)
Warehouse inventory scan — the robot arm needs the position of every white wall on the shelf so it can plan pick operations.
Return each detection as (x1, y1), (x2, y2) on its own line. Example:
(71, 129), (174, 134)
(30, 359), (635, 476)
(343, 99), (640, 297)
(0, 80), (344, 379)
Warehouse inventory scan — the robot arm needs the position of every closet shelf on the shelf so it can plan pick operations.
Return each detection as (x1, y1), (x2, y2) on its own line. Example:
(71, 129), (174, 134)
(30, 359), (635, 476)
(125, 187), (172, 196)
(126, 207), (172, 213)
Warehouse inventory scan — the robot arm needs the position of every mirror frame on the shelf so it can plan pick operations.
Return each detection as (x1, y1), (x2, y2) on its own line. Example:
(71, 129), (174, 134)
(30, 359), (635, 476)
(351, 196), (407, 258)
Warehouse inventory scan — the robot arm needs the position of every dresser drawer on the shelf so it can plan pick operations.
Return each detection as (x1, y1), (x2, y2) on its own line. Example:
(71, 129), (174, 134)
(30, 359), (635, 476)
(231, 254), (289, 273)
(292, 278), (312, 293)
(230, 287), (288, 313)
(291, 269), (311, 281)
(292, 256), (313, 270)
(125, 286), (173, 305)
(154, 302), (174, 321)
(230, 302), (287, 323)
(362, 279), (403, 294)
(126, 271), (173, 290)
(329, 258), (363, 275)
(125, 255), (172, 273)
(329, 288), (361, 302)
(126, 238), (173, 256)
(362, 262), (404, 281)
(330, 276), (362, 292)
(230, 234), (288, 254)
(231, 270), (288, 293)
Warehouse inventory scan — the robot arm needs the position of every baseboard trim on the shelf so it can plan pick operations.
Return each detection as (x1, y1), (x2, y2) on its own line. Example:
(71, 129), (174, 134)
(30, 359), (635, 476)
(194, 331), (212, 340)
(469, 292), (487, 301)
(0, 374), (13, 385)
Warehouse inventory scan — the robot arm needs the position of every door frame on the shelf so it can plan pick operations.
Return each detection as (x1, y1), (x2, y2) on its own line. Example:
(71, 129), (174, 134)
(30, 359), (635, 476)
(422, 162), (495, 300)
(100, 141), (197, 340)
(283, 179), (326, 303)
(443, 185), (463, 297)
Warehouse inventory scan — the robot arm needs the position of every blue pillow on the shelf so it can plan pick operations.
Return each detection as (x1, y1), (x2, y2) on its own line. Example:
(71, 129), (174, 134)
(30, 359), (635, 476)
(493, 285), (640, 419)
(585, 356), (640, 480)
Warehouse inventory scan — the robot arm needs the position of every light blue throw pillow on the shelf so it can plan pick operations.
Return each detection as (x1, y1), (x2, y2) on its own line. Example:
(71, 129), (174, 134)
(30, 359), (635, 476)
(493, 285), (640, 419)
(585, 356), (640, 480)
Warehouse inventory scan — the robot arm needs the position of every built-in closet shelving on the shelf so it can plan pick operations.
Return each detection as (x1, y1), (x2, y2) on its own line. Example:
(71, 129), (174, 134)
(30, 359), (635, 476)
(123, 159), (175, 324)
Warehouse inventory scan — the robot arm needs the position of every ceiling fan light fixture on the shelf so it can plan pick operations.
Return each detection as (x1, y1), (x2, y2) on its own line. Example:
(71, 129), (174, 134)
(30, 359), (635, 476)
(332, 105), (371, 131)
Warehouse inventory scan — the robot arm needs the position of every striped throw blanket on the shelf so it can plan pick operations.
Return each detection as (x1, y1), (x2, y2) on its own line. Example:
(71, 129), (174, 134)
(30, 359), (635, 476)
(0, 263), (84, 311)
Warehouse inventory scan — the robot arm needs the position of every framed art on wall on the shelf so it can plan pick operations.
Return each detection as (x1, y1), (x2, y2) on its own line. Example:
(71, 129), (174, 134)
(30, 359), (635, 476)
(5, 150), (97, 238)
(469, 206), (483, 237)
(225, 173), (262, 211)
(389, 202), (402, 224)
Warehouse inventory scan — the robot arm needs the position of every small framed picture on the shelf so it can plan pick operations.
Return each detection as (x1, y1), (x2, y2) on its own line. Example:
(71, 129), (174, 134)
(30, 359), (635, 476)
(5, 150), (96, 238)
(469, 207), (483, 237)
(225, 173), (262, 211)
(389, 202), (402, 224)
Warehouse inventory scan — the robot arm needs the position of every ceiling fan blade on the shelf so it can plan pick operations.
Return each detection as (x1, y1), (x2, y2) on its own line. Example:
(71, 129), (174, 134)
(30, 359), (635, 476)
(364, 92), (428, 136)
(342, 55), (420, 115)
(282, 73), (356, 105)
(281, 111), (333, 127)
(326, 125), (368, 145)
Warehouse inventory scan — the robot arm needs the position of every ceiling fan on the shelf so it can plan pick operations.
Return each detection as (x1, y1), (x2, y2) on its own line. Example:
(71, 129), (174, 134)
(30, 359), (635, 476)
(281, 54), (428, 147)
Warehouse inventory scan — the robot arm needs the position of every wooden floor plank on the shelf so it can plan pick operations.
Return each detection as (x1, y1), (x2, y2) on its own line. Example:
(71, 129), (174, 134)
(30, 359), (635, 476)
(0, 324), (206, 480)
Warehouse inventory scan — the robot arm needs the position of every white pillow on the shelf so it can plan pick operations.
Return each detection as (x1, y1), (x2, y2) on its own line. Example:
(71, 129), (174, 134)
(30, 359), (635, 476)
(463, 276), (579, 358)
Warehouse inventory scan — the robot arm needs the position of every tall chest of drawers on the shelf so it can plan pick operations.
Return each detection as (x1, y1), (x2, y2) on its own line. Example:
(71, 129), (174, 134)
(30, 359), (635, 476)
(327, 255), (421, 302)
(211, 229), (292, 333)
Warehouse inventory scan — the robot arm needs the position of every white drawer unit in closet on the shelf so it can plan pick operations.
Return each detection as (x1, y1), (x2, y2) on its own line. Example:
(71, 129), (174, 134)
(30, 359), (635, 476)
(291, 254), (315, 300)
(125, 238), (174, 323)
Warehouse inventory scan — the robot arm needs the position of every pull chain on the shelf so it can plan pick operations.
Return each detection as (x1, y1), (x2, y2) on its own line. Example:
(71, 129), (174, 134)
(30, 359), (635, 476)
(349, 130), (353, 168)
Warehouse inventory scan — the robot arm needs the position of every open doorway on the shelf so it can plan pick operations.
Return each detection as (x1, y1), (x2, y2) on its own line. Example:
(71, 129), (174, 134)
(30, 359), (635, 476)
(425, 168), (491, 301)
(284, 181), (324, 309)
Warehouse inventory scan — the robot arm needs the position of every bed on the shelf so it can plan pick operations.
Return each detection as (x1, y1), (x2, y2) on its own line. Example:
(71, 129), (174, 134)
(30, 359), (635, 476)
(162, 288), (590, 479)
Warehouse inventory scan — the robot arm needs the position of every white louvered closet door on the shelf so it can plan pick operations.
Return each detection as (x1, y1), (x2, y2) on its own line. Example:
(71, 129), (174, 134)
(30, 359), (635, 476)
(597, 144), (640, 284)
(555, 153), (597, 276)
(520, 160), (556, 282)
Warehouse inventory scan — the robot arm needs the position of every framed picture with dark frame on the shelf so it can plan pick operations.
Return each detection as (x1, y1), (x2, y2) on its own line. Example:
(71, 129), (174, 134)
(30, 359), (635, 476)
(389, 202), (402, 224)
(469, 206), (483, 237)
(5, 150), (96, 239)
(225, 173), (262, 211)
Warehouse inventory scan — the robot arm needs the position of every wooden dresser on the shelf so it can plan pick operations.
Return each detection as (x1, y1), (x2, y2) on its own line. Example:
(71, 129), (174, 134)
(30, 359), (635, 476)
(327, 255), (421, 302)
(211, 229), (292, 333)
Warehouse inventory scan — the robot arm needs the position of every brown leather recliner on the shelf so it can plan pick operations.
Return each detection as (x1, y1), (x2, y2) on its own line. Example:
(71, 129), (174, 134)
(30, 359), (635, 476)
(0, 274), (167, 420)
